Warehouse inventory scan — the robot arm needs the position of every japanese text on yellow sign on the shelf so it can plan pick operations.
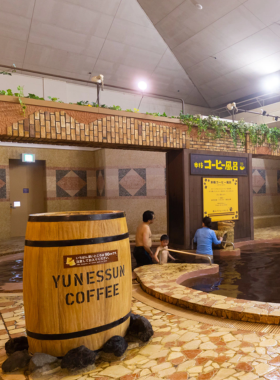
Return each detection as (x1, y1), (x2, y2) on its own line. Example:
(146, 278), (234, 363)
(194, 159), (245, 171)
(190, 154), (247, 176)
(203, 178), (239, 222)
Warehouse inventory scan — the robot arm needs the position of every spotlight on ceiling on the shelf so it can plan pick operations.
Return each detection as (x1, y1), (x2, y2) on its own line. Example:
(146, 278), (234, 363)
(138, 81), (147, 91)
(227, 102), (237, 111)
(275, 116), (279, 121)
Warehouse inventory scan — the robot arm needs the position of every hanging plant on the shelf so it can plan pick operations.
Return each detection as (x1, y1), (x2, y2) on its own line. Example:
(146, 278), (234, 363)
(0, 64), (16, 76)
(14, 86), (26, 116)
(179, 112), (280, 151)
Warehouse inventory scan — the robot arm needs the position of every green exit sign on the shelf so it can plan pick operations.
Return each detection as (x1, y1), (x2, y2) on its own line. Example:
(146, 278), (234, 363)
(22, 153), (35, 163)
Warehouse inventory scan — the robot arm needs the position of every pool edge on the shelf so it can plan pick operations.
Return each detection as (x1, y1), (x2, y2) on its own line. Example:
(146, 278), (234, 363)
(134, 263), (280, 325)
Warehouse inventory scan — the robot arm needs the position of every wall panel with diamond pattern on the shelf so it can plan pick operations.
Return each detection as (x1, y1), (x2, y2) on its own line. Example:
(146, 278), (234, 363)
(0, 168), (7, 200)
(119, 169), (146, 197)
(252, 169), (266, 194)
(46, 168), (96, 200)
(56, 170), (87, 198)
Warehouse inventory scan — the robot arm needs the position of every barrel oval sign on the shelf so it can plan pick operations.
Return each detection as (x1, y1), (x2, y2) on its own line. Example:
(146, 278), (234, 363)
(63, 250), (118, 268)
(52, 249), (125, 306)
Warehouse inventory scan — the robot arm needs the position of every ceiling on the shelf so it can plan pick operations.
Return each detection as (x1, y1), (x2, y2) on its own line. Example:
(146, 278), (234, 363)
(0, 0), (207, 107)
(1, 0), (280, 110)
(138, 0), (280, 108)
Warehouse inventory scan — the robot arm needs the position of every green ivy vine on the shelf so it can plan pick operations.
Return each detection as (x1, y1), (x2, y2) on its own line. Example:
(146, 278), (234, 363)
(179, 113), (280, 151)
(0, 86), (26, 116)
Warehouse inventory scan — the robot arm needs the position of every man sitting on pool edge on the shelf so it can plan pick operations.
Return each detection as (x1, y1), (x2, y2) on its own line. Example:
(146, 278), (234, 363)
(133, 210), (155, 267)
(193, 216), (223, 263)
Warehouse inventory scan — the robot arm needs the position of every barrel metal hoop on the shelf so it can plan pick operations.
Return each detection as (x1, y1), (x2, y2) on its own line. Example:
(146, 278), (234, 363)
(25, 232), (129, 247)
(26, 312), (131, 341)
(28, 212), (125, 222)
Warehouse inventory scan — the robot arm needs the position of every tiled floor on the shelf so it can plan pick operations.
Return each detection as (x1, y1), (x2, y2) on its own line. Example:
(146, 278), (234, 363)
(1, 295), (280, 379)
(0, 229), (280, 379)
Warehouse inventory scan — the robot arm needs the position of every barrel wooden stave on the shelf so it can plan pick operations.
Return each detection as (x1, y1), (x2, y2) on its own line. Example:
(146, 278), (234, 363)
(25, 218), (128, 241)
(23, 211), (131, 357)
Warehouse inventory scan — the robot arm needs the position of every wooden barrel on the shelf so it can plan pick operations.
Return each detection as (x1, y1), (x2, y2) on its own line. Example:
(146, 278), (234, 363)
(213, 229), (227, 249)
(218, 221), (235, 243)
(23, 211), (131, 357)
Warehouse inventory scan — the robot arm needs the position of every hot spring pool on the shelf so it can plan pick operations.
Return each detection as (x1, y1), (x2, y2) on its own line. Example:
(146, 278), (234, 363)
(181, 243), (280, 303)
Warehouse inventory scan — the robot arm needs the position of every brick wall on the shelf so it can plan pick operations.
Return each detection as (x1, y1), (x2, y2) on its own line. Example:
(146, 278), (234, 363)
(1, 98), (280, 156)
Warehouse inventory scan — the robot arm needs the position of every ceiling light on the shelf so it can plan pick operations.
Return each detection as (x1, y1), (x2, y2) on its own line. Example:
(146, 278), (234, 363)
(263, 74), (280, 92)
(190, 0), (203, 9)
(138, 81), (147, 91)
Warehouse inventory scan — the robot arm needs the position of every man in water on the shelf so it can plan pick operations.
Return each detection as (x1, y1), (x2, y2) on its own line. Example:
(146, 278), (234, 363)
(133, 210), (155, 267)
(193, 216), (222, 263)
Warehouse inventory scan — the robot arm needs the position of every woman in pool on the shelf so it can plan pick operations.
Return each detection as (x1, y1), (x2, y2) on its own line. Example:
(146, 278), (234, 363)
(193, 216), (222, 263)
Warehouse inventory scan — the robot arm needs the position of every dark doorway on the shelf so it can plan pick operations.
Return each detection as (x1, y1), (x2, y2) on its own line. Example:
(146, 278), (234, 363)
(9, 159), (47, 236)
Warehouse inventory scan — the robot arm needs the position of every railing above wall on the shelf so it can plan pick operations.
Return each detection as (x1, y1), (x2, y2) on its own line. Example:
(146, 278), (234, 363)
(0, 64), (186, 114)
(0, 95), (183, 124)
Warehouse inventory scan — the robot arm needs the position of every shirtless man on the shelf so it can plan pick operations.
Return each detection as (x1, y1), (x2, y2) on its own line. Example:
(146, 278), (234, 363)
(133, 210), (155, 267)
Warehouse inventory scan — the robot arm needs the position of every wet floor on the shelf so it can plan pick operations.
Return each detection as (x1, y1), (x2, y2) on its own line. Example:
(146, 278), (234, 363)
(183, 242), (280, 302)
(0, 258), (23, 286)
(0, 252), (23, 292)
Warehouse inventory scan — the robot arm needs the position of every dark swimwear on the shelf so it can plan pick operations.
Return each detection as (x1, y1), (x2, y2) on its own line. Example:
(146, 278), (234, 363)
(133, 246), (153, 267)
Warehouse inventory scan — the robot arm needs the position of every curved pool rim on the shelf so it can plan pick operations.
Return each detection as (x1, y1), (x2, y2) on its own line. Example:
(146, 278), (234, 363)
(134, 242), (280, 325)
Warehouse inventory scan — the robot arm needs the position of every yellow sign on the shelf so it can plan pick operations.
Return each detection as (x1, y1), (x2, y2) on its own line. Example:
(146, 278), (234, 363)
(203, 178), (238, 222)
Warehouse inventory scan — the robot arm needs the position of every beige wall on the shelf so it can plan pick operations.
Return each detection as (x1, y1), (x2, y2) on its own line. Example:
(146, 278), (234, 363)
(0, 145), (97, 239)
(0, 146), (95, 167)
(0, 203), (11, 240)
(6, 143), (280, 236)
(5, 144), (280, 237)
(95, 149), (167, 235)
(0, 144), (167, 240)
(253, 157), (280, 227)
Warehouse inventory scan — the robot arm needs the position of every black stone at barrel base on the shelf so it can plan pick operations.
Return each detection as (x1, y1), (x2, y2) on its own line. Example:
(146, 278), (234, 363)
(102, 336), (128, 357)
(61, 345), (97, 371)
(5, 336), (29, 355)
(125, 313), (153, 342)
(2, 350), (31, 372)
